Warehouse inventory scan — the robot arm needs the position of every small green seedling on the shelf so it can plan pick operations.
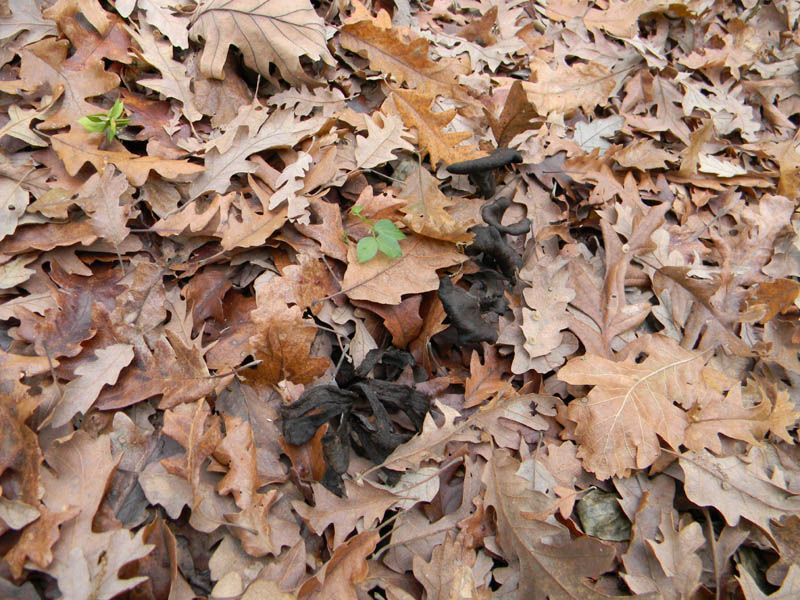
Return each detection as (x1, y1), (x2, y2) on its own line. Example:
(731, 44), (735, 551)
(78, 99), (131, 141)
(351, 206), (406, 263)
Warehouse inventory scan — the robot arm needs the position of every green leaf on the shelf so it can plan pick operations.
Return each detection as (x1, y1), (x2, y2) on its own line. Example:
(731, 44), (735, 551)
(376, 234), (402, 258)
(373, 219), (405, 240)
(109, 99), (124, 120)
(357, 236), (378, 263)
(351, 205), (364, 216)
(78, 116), (108, 133)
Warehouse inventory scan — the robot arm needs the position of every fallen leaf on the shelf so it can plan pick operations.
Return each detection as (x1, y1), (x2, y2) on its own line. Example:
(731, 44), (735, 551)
(341, 233), (465, 304)
(190, 0), (333, 86)
(559, 335), (708, 479)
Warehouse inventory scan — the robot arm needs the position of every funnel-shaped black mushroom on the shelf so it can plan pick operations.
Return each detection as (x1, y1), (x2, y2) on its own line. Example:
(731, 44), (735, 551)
(446, 148), (522, 198)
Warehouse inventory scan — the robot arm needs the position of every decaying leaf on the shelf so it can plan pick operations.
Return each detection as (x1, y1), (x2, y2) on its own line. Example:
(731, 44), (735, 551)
(190, 0), (334, 86)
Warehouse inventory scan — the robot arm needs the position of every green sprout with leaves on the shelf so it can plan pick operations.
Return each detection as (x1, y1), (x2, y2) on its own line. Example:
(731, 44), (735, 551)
(350, 206), (406, 263)
(78, 99), (131, 141)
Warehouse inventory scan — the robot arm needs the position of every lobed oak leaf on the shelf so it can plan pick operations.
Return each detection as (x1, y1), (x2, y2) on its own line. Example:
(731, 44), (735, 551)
(482, 449), (617, 600)
(3, 505), (79, 578)
(351, 295), (424, 349)
(42, 0), (111, 33)
(0, 0), (57, 46)
(518, 251), (575, 366)
(214, 415), (260, 510)
(464, 343), (512, 408)
(339, 20), (469, 99)
(129, 23), (202, 122)
(160, 400), (225, 521)
(297, 530), (378, 600)
(738, 563), (800, 600)
(76, 166), (133, 246)
(189, 0), (333, 87)
(767, 516), (800, 586)
(612, 139), (676, 170)
(559, 334), (708, 480)
(0, 254), (36, 290)
(684, 384), (771, 453)
(490, 80), (542, 147)
(340, 233), (465, 305)
(62, 13), (131, 68)
(246, 295), (330, 386)
(188, 111), (327, 198)
(43, 343), (134, 429)
(225, 490), (301, 557)
(354, 112), (414, 171)
(220, 177), (288, 250)
(151, 192), (237, 238)
(53, 528), (153, 600)
(294, 198), (349, 261)
(646, 512), (705, 599)
(398, 165), (476, 243)
(523, 58), (616, 116)
(0, 95), (60, 148)
(269, 86), (347, 117)
(19, 38), (119, 130)
(293, 480), (399, 547)
(412, 533), (482, 600)
(136, 0), (190, 49)
(366, 401), (476, 475)
(51, 129), (203, 186)
(388, 90), (484, 168)
(679, 446), (800, 534)
(567, 202), (670, 357)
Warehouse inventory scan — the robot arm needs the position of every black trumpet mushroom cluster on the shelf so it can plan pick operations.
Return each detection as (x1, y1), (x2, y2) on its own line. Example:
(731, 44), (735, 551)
(438, 148), (530, 346)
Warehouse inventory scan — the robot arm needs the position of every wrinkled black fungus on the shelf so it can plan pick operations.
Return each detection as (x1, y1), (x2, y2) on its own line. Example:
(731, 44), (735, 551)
(470, 279), (509, 314)
(447, 148), (523, 199)
(281, 348), (430, 496)
(446, 148), (523, 175)
(437, 277), (498, 345)
(466, 225), (522, 279)
(481, 196), (531, 236)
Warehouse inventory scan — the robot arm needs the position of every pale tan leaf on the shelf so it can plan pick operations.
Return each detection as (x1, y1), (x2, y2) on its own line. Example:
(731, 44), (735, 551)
(0, 254), (37, 290)
(559, 335), (708, 479)
(398, 165), (475, 243)
(44, 343), (134, 428)
(522, 58), (616, 116)
(189, 111), (326, 198)
(189, 0), (334, 86)
(340, 234), (465, 304)
(339, 19), (469, 99)
(130, 23), (202, 122)
(354, 112), (414, 170)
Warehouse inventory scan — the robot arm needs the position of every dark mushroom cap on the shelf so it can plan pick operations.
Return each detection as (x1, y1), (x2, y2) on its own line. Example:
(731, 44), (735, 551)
(446, 148), (523, 175)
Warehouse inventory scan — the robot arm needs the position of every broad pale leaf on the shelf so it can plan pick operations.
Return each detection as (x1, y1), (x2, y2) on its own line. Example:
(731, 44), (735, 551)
(44, 343), (134, 428)
(190, 0), (333, 86)
(341, 233), (465, 304)
(189, 111), (326, 198)
(130, 23), (202, 121)
(354, 112), (414, 170)
(559, 335), (707, 479)
(679, 446), (800, 533)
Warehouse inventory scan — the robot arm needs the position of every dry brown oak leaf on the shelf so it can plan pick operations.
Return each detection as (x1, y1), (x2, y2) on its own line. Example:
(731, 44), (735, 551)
(339, 18), (470, 100)
(340, 233), (465, 304)
(245, 295), (330, 386)
(558, 334), (709, 480)
(18, 38), (119, 130)
(387, 90), (484, 168)
(189, 0), (334, 87)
